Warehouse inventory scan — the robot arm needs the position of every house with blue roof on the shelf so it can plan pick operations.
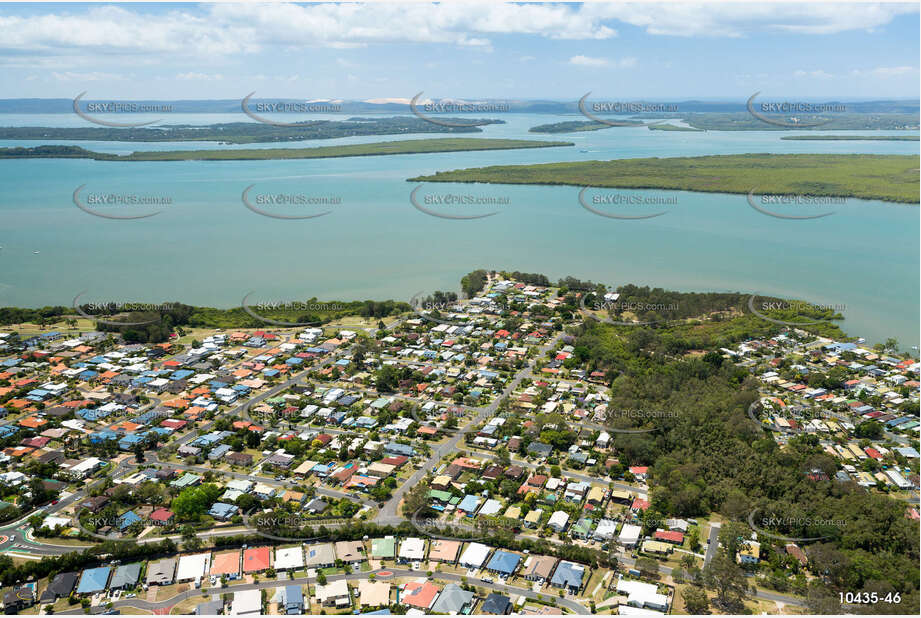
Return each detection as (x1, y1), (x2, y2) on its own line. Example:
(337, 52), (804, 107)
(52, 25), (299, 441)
(0, 425), (18, 439)
(209, 502), (239, 520)
(263, 368), (280, 378)
(550, 561), (585, 593)
(89, 431), (118, 444)
(118, 434), (146, 451)
(26, 389), (51, 401)
(384, 442), (414, 458)
(486, 550), (521, 576)
(285, 357), (303, 366)
(117, 510), (142, 531)
(77, 370), (98, 381)
(77, 408), (108, 422)
(170, 369), (194, 381)
(457, 495), (482, 515)
(355, 416), (377, 429)
(337, 395), (359, 407)
(76, 566), (111, 594)
(209, 444), (232, 460)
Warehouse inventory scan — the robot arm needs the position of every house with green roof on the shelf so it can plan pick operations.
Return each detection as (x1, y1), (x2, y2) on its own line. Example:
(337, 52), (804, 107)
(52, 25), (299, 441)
(571, 517), (594, 539)
(428, 489), (453, 504)
(371, 536), (396, 560)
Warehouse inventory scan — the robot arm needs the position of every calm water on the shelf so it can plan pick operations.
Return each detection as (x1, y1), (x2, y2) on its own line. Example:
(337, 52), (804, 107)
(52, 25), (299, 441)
(0, 113), (918, 349)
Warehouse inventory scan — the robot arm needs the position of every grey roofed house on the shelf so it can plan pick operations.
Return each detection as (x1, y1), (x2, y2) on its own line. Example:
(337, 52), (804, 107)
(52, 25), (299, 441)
(305, 498), (328, 514)
(481, 592), (512, 614)
(40, 572), (78, 602)
(304, 542), (337, 568)
(430, 583), (474, 614)
(109, 562), (142, 589)
(526, 441), (553, 458)
(196, 598), (224, 615)
(146, 558), (177, 586)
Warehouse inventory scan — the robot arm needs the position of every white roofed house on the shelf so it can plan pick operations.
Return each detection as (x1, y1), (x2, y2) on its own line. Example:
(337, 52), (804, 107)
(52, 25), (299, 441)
(398, 537), (426, 563)
(458, 542), (492, 569)
(548, 510), (570, 533)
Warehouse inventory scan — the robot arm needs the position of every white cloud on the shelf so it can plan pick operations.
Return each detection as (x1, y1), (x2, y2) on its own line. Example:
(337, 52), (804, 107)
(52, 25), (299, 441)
(51, 71), (125, 82)
(569, 55), (637, 68)
(570, 55), (609, 67)
(0, 2), (914, 64)
(585, 2), (917, 37)
(851, 65), (917, 77)
(176, 72), (223, 81)
(793, 69), (834, 79)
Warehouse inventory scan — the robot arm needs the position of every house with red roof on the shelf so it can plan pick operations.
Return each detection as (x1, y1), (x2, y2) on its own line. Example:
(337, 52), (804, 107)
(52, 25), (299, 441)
(654, 530), (685, 544)
(242, 546), (272, 573)
(149, 508), (175, 526)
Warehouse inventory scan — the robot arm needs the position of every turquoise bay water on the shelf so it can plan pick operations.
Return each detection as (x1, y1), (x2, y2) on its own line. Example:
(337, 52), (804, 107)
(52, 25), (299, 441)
(0, 113), (918, 349)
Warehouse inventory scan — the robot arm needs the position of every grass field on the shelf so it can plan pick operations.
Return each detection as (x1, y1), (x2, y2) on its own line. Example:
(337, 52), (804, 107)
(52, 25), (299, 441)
(410, 153), (920, 203)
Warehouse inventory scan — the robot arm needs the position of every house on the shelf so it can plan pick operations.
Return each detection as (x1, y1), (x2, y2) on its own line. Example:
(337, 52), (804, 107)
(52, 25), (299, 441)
(3, 586), (35, 613)
(282, 584), (304, 615)
(176, 553), (211, 583)
(618, 523), (642, 548)
(550, 561), (585, 594)
(371, 536), (396, 560)
(398, 537), (426, 563)
(231, 588), (262, 615)
(40, 572), (78, 603)
(335, 540), (365, 564)
(616, 577), (669, 611)
(316, 579), (350, 607)
(109, 563), (142, 590)
(358, 580), (391, 609)
(459, 542), (492, 569)
(548, 510), (570, 533)
(305, 542), (337, 569)
(274, 546), (305, 571)
(430, 583), (474, 614)
(139, 507), (172, 528)
(401, 580), (440, 610)
(527, 441), (553, 459)
(146, 559), (176, 586)
(428, 539), (461, 563)
(76, 566), (111, 594)
(243, 546), (272, 573)
(486, 550), (521, 577)
(481, 592), (512, 615)
(209, 502), (239, 520)
(211, 550), (242, 578)
(521, 555), (557, 583)
(738, 540), (761, 565)
(226, 451), (254, 467)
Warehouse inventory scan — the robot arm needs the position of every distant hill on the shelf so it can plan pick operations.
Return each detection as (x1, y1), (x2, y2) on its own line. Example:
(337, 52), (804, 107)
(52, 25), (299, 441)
(1, 97), (917, 114)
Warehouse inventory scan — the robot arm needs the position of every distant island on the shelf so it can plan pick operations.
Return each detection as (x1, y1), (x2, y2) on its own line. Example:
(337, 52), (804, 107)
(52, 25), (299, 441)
(637, 112), (919, 131)
(529, 119), (642, 133)
(0, 117), (504, 145)
(0, 138), (573, 162)
(648, 123), (704, 132)
(780, 135), (919, 141)
(409, 153), (921, 203)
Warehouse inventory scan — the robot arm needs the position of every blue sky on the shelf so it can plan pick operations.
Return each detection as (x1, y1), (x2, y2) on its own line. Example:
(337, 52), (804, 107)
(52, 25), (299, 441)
(0, 2), (918, 100)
